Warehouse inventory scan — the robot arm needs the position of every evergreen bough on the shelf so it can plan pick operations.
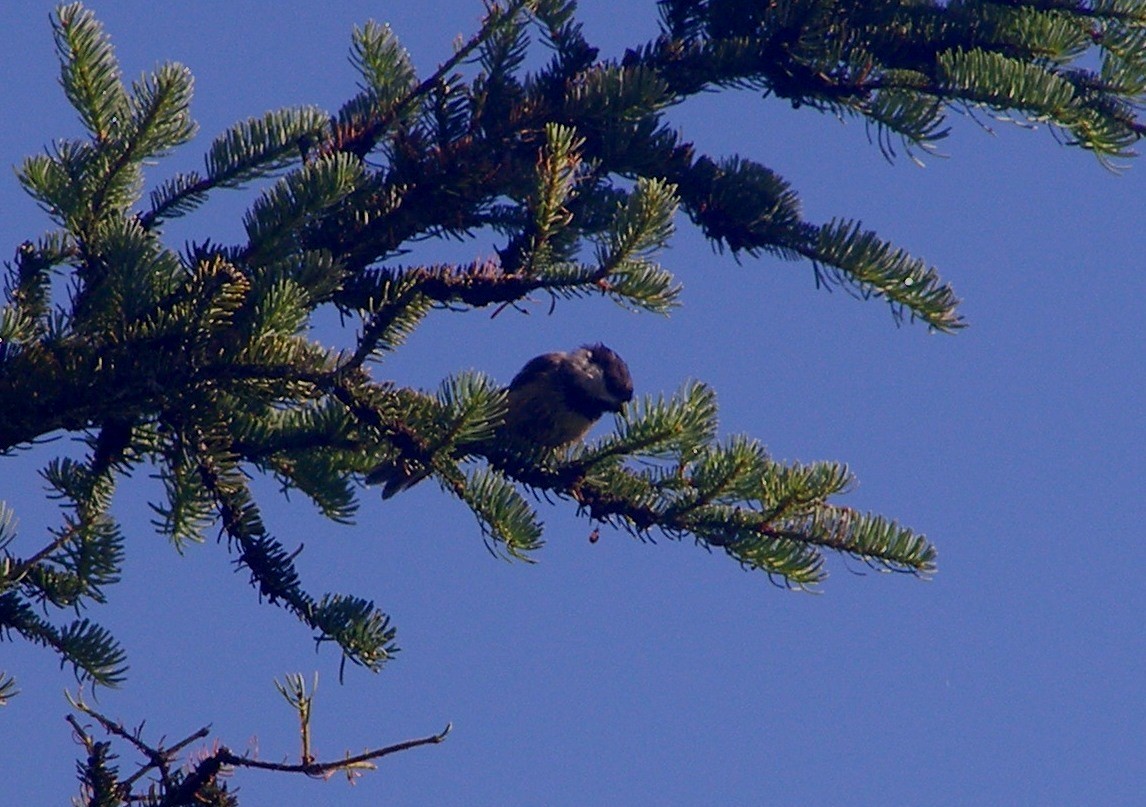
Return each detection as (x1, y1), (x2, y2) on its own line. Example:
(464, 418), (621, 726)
(1, 1), (1142, 800)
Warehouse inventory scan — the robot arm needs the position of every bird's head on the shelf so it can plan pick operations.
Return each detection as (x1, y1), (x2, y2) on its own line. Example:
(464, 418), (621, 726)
(566, 343), (634, 414)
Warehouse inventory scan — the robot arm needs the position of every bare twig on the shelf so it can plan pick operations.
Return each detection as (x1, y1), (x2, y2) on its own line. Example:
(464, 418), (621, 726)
(65, 686), (450, 802)
(216, 722), (452, 777)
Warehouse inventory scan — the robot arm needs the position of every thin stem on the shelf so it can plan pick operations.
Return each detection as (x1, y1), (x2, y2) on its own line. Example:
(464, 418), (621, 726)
(217, 723), (452, 776)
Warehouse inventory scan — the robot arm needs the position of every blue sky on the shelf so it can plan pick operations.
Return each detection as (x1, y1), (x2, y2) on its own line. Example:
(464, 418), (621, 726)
(2, 2), (1143, 805)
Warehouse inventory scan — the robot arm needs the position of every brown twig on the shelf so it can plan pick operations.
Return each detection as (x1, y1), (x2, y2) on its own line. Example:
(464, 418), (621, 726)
(216, 722), (452, 778)
(67, 691), (451, 801)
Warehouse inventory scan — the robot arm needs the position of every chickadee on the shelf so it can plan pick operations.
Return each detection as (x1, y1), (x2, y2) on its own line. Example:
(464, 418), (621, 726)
(367, 344), (632, 496)
(500, 343), (633, 447)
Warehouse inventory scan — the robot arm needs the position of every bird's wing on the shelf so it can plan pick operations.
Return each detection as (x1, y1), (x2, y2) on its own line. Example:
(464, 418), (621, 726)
(507, 351), (565, 391)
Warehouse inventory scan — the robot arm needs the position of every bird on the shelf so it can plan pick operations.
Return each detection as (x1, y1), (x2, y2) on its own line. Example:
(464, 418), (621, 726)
(367, 343), (633, 497)
(499, 343), (633, 448)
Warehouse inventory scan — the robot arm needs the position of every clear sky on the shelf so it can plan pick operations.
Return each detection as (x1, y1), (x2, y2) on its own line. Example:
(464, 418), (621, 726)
(2, 2), (1143, 805)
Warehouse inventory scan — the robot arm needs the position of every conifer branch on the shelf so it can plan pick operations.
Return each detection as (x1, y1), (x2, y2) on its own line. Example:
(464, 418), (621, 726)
(190, 422), (397, 670)
(332, 0), (537, 158)
(143, 107), (331, 226)
(0, 593), (127, 686)
(402, 383), (938, 582)
(65, 686), (448, 803)
(5, 0), (1140, 752)
(52, 3), (129, 143)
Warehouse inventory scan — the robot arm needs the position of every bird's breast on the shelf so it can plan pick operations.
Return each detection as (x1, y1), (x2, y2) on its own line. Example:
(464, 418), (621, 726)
(502, 379), (595, 447)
